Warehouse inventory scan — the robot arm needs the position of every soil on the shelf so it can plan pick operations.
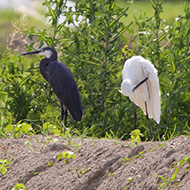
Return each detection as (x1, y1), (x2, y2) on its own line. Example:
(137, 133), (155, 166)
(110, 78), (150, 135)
(0, 135), (190, 190)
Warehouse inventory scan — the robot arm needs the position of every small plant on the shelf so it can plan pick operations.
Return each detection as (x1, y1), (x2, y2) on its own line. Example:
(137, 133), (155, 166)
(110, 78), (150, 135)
(24, 141), (34, 152)
(147, 146), (156, 153)
(45, 136), (58, 143)
(11, 183), (25, 190)
(46, 161), (54, 167)
(130, 129), (144, 146)
(4, 121), (33, 137)
(126, 177), (134, 182)
(0, 159), (12, 175)
(107, 172), (115, 177)
(157, 156), (190, 189)
(60, 125), (73, 146)
(104, 130), (118, 139)
(123, 151), (144, 163)
(74, 166), (92, 177)
(42, 122), (60, 135)
(57, 151), (76, 163)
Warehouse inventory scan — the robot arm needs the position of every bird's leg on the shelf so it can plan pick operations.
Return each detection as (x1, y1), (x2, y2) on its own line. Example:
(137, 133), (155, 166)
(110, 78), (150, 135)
(133, 77), (148, 92)
(64, 109), (68, 127)
(145, 101), (152, 140)
(61, 105), (72, 144)
(132, 102), (137, 129)
(60, 102), (64, 134)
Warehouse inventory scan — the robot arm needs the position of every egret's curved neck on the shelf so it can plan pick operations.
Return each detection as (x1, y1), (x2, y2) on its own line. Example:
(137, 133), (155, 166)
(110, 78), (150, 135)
(121, 79), (134, 96)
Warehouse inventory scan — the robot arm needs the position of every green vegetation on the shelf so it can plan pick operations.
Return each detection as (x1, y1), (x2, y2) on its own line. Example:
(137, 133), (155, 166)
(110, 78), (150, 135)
(117, 0), (186, 24)
(0, 0), (190, 140)
(57, 151), (76, 163)
(157, 156), (190, 189)
(123, 151), (144, 163)
(0, 159), (12, 175)
(12, 183), (25, 190)
(130, 129), (144, 145)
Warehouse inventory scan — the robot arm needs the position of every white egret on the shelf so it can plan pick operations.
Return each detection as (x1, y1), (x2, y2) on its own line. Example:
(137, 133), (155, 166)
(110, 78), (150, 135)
(120, 56), (161, 137)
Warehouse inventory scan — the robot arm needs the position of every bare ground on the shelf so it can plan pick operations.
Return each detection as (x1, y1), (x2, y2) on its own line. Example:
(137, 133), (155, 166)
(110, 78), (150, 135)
(0, 135), (190, 190)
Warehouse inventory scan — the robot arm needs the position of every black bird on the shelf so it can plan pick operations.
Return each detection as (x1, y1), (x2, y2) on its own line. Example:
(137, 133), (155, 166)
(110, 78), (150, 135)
(20, 47), (83, 133)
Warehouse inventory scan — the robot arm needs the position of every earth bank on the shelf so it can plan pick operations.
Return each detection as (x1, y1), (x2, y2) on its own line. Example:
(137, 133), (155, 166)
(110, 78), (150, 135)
(0, 135), (190, 190)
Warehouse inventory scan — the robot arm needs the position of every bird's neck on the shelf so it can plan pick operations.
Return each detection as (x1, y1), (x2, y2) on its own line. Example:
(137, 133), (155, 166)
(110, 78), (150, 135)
(121, 79), (133, 96)
(40, 58), (50, 81)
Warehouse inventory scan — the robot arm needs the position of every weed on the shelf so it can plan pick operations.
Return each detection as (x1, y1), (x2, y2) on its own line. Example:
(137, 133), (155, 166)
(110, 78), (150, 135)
(123, 151), (144, 163)
(157, 156), (190, 189)
(45, 136), (57, 143)
(46, 161), (54, 167)
(33, 171), (39, 175)
(126, 177), (134, 182)
(147, 146), (157, 153)
(107, 172), (115, 177)
(158, 143), (165, 147)
(57, 151), (76, 163)
(74, 166), (92, 177)
(104, 130), (118, 139)
(130, 129), (144, 146)
(4, 122), (33, 138)
(12, 183), (25, 190)
(24, 141), (34, 152)
(72, 142), (82, 149)
(0, 158), (12, 175)
(42, 122), (60, 135)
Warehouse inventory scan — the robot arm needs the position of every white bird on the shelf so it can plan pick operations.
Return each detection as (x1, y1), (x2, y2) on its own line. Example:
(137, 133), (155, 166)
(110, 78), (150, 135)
(120, 56), (161, 137)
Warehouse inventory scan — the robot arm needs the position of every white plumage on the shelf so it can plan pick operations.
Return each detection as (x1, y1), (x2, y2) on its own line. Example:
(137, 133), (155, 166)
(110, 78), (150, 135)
(120, 56), (161, 124)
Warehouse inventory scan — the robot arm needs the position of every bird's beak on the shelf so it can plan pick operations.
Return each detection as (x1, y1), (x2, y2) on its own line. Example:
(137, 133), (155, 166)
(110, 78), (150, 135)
(20, 49), (42, 56)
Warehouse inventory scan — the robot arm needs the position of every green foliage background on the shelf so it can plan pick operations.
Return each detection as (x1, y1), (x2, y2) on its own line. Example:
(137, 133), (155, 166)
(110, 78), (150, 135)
(0, 0), (190, 140)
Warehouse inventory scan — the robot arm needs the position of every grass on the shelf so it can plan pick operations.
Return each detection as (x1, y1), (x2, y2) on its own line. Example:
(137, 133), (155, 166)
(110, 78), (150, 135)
(117, 0), (187, 25)
(0, 0), (187, 53)
(0, 0), (187, 54)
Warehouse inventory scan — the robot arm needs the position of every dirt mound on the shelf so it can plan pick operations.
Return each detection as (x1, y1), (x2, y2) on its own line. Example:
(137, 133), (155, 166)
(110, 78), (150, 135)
(0, 135), (190, 190)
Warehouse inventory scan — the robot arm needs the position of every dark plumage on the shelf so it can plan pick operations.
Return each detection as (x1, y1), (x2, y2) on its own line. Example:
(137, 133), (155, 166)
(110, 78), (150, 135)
(21, 47), (83, 133)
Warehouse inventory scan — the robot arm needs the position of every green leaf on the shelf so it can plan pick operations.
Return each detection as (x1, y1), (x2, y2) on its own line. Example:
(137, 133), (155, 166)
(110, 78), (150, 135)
(4, 124), (14, 133)
(171, 167), (179, 181)
(12, 183), (25, 190)
(0, 166), (7, 175)
(126, 177), (134, 182)
(57, 152), (64, 161)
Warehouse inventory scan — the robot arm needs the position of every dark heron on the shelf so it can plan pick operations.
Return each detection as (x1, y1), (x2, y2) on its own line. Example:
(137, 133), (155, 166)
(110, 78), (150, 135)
(20, 47), (83, 133)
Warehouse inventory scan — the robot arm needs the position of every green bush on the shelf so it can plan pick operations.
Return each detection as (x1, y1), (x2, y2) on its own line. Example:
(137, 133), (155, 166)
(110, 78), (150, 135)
(127, 1), (190, 139)
(0, 0), (190, 140)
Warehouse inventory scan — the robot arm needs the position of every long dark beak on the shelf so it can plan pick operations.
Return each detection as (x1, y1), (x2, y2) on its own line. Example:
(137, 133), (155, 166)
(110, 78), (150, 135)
(133, 77), (148, 92)
(20, 50), (41, 56)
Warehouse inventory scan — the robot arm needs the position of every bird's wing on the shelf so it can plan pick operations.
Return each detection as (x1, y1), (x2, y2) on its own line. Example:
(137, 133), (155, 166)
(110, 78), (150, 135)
(46, 61), (83, 121)
(142, 60), (161, 123)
